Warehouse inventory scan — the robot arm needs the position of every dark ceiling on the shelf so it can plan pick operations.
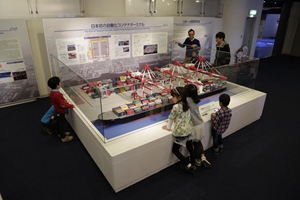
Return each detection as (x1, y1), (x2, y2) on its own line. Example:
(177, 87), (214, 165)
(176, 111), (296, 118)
(264, 0), (300, 8)
(262, 0), (298, 14)
(263, 0), (288, 8)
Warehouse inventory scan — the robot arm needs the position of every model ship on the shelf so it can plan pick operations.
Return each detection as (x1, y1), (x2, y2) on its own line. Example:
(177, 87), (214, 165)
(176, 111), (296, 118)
(79, 57), (227, 123)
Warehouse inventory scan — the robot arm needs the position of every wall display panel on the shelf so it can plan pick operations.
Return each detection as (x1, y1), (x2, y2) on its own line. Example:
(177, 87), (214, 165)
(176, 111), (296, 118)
(0, 19), (39, 106)
(173, 17), (215, 63)
(43, 17), (173, 81)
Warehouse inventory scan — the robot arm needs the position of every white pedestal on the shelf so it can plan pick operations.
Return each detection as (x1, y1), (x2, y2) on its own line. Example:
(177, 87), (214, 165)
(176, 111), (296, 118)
(64, 82), (266, 192)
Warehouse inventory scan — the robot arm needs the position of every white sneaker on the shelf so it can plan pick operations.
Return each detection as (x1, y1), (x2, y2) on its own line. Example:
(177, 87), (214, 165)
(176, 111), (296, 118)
(201, 157), (211, 168)
(195, 159), (201, 166)
(65, 132), (71, 136)
(61, 136), (73, 142)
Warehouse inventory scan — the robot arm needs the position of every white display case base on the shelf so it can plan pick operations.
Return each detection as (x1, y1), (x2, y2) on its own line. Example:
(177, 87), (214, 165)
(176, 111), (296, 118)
(64, 82), (266, 192)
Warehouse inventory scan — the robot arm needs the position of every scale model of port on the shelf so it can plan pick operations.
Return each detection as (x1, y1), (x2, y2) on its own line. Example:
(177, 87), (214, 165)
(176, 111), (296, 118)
(79, 56), (227, 121)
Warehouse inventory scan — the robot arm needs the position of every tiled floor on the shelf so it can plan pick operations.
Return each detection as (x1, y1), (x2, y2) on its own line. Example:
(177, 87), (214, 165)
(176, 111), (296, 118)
(254, 38), (275, 58)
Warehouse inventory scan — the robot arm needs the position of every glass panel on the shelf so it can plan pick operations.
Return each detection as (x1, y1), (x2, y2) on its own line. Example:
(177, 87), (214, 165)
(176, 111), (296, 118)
(175, 47), (259, 88)
(49, 43), (259, 143)
(49, 54), (105, 141)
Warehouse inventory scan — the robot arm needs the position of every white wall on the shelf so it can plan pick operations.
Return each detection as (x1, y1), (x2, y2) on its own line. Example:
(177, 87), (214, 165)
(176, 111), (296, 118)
(222, 0), (264, 57)
(0, 0), (83, 19)
(0, 0), (33, 19)
(222, 0), (249, 55)
(26, 19), (51, 97)
(85, 0), (126, 17)
(247, 0), (264, 57)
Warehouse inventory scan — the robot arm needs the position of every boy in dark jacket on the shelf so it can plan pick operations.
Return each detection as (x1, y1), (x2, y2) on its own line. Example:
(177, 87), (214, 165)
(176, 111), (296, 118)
(214, 32), (231, 66)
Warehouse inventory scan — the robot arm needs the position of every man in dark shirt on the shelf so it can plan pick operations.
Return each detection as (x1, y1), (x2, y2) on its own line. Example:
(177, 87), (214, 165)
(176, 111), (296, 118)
(176, 29), (201, 63)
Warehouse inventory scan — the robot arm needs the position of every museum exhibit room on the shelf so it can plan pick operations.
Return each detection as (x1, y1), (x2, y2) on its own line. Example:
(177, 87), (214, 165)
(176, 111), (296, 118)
(0, 0), (300, 199)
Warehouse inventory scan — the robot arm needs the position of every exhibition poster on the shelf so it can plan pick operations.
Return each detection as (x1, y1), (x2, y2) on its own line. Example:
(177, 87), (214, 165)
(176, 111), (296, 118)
(43, 17), (173, 80)
(0, 19), (39, 105)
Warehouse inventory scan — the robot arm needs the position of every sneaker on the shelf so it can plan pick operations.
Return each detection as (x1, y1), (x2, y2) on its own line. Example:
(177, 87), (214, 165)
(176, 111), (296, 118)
(201, 157), (211, 168)
(61, 136), (73, 142)
(190, 165), (197, 171)
(44, 128), (53, 135)
(65, 132), (71, 136)
(180, 165), (195, 173)
(58, 132), (71, 138)
(219, 145), (224, 152)
(219, 147), (224, 152)
(195, 159), (201, 167)
(214, 148), (219, 155)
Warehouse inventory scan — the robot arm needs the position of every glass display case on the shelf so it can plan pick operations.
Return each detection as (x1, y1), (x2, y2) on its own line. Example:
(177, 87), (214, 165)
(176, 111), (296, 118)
(50, 48), (264, 193)
(50, 48), (259, 143)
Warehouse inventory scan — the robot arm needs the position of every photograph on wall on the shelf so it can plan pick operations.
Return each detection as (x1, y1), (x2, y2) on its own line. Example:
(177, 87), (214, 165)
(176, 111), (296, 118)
(109, 34), (131, 59)
(123, 47), (129, 52)
(67, 44), (76, 51)
(0, 61), (27, 83)
(12, 71), (27, 81)
(0, 19), (40, 105)
(68, 52), (77, 59)
(132, 32), (167, 57)
(143, 44), (158, 55)
(118, 41), (129, 46)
